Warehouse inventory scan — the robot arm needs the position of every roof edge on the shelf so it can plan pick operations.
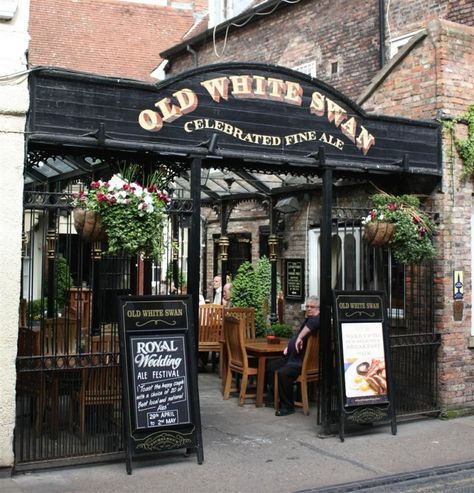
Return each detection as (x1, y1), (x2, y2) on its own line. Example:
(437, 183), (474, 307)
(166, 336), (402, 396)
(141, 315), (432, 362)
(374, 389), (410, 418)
(160, 0), (296, 59)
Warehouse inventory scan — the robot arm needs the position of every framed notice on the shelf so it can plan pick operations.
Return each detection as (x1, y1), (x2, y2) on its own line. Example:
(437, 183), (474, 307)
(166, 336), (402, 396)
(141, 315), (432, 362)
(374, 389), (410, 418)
(284, 258), (304, 300)
(332, 291), (396, 441)
(118, 295), (203, 474)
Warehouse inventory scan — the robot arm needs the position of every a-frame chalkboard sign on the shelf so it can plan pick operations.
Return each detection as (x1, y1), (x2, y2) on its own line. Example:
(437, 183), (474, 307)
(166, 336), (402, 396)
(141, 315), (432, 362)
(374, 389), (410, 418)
(117, 295), (203, 474)
(332, 291), (397, 441)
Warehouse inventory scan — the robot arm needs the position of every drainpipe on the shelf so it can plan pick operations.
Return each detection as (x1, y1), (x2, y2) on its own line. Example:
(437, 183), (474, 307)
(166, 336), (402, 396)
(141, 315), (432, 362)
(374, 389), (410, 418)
(379, 0), (386, 69)
(187, 44), (199, 68)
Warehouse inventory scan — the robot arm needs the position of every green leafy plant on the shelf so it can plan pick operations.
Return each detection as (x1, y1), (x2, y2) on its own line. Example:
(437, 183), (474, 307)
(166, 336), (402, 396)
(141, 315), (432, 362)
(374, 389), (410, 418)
(231, 256), (273, 337)
(72, 165), (170, 259)
(54, 256), (74, 310)
(267, 323), (294, 338)
(443, 104), (474, 178)
(363, 192), (436, 264)
(27, 298), (47, 322)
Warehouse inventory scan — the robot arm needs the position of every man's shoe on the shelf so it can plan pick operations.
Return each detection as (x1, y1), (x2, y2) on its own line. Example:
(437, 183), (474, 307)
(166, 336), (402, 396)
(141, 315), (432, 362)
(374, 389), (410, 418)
(275, 408), (295, 416)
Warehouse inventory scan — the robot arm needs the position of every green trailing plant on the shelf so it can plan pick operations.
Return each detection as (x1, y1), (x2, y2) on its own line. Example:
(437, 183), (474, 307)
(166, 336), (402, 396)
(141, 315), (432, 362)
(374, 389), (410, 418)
(443, 104), (474, 179)
(231, 256), (273, 337)
(363, 192), (436, 265)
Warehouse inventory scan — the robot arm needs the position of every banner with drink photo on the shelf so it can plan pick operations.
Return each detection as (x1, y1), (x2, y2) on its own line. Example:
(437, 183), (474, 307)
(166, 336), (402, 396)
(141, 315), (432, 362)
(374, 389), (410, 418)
(341, 321), (388, 406)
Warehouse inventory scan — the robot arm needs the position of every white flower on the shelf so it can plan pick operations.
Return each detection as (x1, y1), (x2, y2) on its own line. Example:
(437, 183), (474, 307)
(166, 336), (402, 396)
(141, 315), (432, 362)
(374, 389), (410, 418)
(108, 173), (126, 191)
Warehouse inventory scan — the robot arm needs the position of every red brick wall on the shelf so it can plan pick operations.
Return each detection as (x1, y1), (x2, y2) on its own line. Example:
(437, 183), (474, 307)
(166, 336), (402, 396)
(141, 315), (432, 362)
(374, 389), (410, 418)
(168, 0), (382, 101)
(362, 19), (474, 413)
(166, 0), (474, 102)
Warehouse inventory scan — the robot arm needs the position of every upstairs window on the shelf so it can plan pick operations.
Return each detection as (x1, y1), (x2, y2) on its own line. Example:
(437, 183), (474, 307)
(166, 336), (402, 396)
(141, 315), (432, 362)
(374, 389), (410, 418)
(208, 0), (255, 27)
(294, 61), (317, 78)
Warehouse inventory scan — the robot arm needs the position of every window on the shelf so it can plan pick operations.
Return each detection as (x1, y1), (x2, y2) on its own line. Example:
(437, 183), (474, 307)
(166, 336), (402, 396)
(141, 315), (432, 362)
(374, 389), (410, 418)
(208, 0), (255, 27)
(308, 227), (362, 297)
(294, 61), (317, 78)
(308, 226), (405, 317)
(330, 61), (338, 75)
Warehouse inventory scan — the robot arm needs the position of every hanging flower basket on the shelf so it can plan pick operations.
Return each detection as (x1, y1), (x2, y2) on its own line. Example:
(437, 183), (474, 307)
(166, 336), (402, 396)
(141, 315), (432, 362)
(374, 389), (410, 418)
(71, 165), (171, 259)
(363, 222), (395, 246)
(362, 191), (436, 264)
(73, 208), (107, 242)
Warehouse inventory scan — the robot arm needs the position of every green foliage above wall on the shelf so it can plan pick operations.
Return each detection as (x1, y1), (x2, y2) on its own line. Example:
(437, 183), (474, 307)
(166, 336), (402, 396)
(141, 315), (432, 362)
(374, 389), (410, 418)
(443, 104), (474, 179)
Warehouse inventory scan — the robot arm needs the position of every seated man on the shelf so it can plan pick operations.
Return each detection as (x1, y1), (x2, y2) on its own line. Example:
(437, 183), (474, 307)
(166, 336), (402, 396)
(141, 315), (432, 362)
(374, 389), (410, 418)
(222, 282), (232, 307)
(265, 296), (320, 416)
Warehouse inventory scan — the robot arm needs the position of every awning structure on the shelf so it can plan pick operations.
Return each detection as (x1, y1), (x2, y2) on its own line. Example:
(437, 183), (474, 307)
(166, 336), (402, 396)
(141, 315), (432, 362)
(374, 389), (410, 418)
(26, 63), (441, 201)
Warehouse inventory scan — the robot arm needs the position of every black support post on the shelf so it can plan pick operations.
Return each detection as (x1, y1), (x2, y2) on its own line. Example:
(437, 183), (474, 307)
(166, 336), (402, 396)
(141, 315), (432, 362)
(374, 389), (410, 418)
(269, 197), (278, 324)
(319, 151), (333, 435)
(188, 158), (202, 349)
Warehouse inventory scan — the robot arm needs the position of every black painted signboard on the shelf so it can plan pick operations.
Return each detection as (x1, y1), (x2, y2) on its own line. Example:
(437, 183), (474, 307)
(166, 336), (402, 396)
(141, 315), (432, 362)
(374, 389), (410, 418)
(284, 258), (304, 300)
(28, 64), (441, 177)
(332, 291), (396, 441)
(118, 295), (203, 474)
(130, 334), (189, 429)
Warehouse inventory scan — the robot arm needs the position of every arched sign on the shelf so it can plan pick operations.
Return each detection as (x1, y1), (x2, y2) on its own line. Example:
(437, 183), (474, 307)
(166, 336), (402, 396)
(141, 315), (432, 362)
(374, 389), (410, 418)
(28, 63), (440, 176)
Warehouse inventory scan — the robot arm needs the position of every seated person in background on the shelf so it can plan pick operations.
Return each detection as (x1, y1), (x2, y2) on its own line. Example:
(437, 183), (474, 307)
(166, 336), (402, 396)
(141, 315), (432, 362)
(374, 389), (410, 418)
(265, 296), (320, 416)
(213, 275), (222, 304)
(222, 282), (232, 307)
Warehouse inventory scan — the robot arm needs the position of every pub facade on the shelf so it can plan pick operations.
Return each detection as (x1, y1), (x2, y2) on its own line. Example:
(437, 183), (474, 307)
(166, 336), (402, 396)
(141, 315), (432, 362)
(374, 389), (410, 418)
(0, 0), (473, 472)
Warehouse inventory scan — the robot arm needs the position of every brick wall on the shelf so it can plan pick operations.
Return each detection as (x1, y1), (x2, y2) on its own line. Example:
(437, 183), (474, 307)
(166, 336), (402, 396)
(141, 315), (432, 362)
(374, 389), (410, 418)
(168, 0), (382, 101)
(167, 0), (474, 102)
(361, 19), (474, 413)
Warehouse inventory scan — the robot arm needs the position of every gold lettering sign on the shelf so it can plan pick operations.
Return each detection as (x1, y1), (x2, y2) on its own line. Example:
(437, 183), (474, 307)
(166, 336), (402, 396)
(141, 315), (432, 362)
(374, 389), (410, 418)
(138, 74), (375, 155)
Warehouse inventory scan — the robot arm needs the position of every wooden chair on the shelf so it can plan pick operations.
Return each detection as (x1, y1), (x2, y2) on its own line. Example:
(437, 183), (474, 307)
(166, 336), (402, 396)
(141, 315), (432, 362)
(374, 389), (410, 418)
(225, 307), (256, 340)
(43, 317), (80, 356)
(70, 366), (122, 442)
(274, 333), (320, 415)
(198, 304), (224, 372)
(16, 326), (45, 433)
(223, 315), (258, 406)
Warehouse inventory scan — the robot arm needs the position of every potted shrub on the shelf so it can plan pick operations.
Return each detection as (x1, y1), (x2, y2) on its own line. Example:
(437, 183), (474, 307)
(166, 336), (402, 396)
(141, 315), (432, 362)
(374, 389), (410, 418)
(72, 165), (170, 259)
(362, 192), (436, 264)
(265, 323), (294, 344)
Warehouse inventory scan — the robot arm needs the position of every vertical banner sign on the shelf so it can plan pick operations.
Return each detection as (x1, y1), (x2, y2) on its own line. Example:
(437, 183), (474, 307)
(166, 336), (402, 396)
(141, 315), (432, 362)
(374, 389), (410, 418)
(118, 295), (203, 474)
(284, 259), (305, 300)
(332, 291), (396, 441)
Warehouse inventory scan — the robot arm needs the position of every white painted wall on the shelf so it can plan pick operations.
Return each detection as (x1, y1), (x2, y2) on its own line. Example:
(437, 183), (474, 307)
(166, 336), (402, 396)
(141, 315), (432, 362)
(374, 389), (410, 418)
(0, 0), (29, 469)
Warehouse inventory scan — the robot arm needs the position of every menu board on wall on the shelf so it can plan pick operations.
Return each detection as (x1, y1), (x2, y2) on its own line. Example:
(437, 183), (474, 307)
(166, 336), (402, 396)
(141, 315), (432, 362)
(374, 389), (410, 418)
(284, 259), (304, 300)
(332, 291), (396, 441)
(118, 295), (203, 474)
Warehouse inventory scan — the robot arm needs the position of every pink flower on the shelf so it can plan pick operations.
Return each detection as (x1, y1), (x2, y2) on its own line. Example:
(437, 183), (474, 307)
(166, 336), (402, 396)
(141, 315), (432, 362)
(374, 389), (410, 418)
(90, 181), (101, 189)
(387, 203), (397, 211)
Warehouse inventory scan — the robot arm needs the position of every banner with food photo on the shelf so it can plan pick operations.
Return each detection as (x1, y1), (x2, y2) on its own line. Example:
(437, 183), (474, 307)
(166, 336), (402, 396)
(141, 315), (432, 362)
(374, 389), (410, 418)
(341, 321), (388, 406)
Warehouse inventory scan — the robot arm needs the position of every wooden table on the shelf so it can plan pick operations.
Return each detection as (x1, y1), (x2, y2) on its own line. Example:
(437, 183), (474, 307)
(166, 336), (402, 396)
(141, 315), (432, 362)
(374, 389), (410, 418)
(245, 339), (288, 407)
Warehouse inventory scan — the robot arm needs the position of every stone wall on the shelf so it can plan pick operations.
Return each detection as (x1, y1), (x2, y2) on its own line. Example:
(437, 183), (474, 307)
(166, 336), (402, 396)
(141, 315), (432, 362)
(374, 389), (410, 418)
(0, 0), (30, 470)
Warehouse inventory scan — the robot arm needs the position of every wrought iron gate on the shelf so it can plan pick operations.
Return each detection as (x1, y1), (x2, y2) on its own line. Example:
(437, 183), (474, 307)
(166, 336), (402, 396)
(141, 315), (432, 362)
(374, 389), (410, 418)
(328, 208), (440, 419)
(16, 188), (192, 467)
